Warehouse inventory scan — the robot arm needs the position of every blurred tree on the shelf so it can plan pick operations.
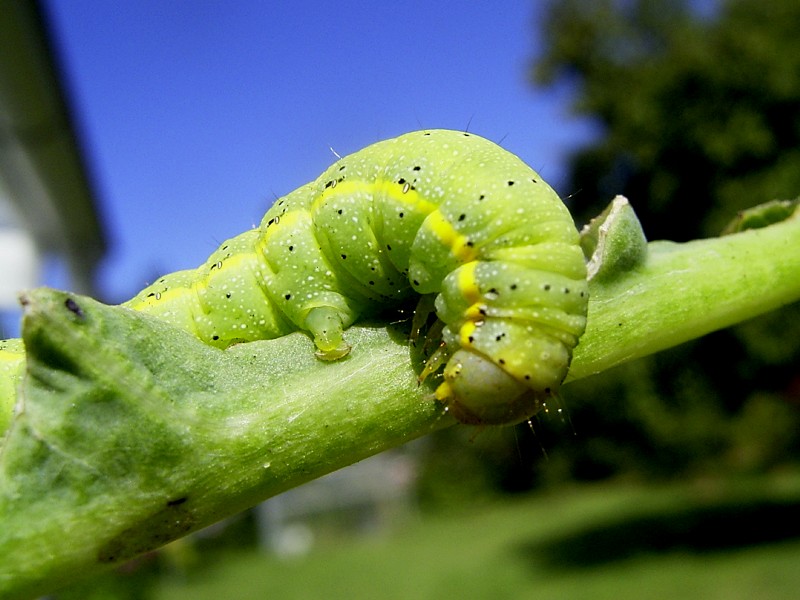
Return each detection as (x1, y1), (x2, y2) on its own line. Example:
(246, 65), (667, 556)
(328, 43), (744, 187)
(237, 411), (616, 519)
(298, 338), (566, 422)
(417, 0), (800, 504)
(521, 0), (800, 485)
(534, 0), (800, 240)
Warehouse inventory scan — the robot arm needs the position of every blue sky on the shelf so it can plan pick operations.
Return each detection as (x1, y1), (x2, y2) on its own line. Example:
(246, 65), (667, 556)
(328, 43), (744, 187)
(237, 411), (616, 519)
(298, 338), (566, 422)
(40, 0), (598, 305)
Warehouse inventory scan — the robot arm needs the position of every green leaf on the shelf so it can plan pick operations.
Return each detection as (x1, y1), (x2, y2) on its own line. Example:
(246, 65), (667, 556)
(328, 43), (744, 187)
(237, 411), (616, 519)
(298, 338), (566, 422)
(0, 290), (447, 599)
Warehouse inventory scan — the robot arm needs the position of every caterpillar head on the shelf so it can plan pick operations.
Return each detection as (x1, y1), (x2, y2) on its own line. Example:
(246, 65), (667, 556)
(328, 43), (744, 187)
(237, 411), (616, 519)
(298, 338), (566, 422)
(436, 349), (547, 426)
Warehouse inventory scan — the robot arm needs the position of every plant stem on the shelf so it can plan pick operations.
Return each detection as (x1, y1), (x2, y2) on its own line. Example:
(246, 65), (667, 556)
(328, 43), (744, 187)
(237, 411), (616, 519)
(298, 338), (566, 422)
(570, 204), (800, 379)
(0, 204), (799, 598)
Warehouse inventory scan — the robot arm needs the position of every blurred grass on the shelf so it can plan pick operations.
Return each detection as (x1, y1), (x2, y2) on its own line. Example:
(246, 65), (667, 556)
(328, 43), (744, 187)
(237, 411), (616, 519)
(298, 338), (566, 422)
(66, 471), (800, 600)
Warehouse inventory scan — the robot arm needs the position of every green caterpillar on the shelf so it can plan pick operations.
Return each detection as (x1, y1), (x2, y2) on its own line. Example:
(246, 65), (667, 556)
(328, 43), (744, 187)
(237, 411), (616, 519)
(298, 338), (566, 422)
(1, 130), (588, 426)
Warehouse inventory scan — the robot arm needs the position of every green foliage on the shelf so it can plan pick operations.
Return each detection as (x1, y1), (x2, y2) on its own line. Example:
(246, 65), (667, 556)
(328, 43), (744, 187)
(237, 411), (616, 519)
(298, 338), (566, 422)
(535, 0), (800, 240)
(514, 0), (800, 487)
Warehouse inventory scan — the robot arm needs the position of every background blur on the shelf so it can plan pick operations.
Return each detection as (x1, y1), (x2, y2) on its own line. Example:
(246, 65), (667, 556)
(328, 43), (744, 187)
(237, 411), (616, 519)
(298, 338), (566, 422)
(2, 1), (800, 598)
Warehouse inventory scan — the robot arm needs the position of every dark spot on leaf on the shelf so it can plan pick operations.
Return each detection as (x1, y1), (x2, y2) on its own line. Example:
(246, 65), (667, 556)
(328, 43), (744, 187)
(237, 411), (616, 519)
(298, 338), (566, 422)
(64, 297), (84, 318)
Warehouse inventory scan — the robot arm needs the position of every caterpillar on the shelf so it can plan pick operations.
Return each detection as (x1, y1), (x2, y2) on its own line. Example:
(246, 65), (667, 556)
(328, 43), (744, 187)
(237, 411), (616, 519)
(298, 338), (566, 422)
(2, 130), (588, 426)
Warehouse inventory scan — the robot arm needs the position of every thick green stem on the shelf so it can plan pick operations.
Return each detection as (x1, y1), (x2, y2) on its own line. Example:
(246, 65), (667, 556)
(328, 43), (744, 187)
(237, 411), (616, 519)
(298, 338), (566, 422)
(570, 199), (800, 379)
(0, 293), (447, 599)
(0, 200), (799, 598)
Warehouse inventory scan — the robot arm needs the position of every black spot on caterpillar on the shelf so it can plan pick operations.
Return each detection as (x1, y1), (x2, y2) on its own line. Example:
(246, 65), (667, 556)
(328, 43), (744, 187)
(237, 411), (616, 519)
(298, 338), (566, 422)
(8, 130), (589, 426)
